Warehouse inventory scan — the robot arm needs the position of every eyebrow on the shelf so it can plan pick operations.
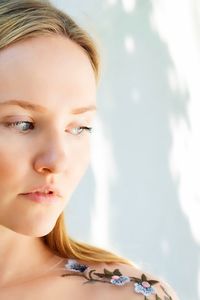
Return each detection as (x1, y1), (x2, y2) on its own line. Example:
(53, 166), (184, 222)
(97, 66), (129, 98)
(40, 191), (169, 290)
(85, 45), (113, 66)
(0, 99), (97, 114)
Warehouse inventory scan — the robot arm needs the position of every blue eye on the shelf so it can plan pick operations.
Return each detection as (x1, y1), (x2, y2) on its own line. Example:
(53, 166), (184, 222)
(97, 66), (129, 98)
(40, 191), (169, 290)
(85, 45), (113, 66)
(70, 126), (93, 135)
(6, 121), (34, 132)
(5, 121), (92, 136)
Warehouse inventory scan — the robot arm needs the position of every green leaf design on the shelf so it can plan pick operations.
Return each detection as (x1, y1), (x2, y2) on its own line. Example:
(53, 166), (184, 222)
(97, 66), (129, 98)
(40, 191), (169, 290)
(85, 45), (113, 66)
(156, 295), (162, 300)
(93, 272), (105, 278)
(131, 277), (141, 284)
(148, 279), (159, 285)
(113, 268), (122, 276)
(141, 274), (148, 282)
(104, 268), (114, 276)
(130, 276), (140, 280)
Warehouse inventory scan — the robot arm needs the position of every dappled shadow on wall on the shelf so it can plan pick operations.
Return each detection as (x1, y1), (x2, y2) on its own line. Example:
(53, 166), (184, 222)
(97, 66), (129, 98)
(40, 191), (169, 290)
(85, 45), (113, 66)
(87, 1), (199, 300)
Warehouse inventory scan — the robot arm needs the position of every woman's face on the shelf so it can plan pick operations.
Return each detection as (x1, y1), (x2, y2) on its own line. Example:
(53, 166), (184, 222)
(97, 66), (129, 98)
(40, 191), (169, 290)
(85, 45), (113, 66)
(0, 35), (97, 237)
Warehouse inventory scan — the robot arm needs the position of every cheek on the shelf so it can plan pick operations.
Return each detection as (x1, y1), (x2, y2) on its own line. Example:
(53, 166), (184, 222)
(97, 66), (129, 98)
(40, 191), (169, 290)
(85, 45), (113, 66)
(68, 141), (90, 183)
(0, 148), (26, 196)
(0, 151), (16, 188)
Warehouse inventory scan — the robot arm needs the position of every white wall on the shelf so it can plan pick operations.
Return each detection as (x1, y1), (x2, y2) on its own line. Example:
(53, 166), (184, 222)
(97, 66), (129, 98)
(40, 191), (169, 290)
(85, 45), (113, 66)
(52, 1), (200, 299)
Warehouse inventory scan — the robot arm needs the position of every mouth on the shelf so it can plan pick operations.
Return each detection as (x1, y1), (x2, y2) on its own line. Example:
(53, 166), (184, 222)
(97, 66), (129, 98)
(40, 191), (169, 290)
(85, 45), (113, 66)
(21, 192), (60, 204)
(21, 184), (62, 197)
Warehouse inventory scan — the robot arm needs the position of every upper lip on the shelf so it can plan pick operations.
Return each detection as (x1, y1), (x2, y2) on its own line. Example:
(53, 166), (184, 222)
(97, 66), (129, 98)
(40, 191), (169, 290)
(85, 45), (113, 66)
(22, 184), (62, 197)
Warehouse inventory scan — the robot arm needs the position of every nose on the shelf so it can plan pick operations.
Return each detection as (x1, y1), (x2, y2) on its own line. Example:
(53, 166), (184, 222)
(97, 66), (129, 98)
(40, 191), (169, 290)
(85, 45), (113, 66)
(33, 130), (69, 175)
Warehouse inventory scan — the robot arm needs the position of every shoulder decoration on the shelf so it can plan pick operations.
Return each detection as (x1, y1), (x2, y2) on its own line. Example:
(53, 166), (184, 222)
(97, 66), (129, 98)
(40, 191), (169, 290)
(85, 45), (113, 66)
(61, 259), (173, 300)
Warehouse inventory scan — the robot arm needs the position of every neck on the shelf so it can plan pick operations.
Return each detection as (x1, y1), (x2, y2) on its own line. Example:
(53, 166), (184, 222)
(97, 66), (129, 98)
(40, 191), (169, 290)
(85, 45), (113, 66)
(0, 225), (61, 288)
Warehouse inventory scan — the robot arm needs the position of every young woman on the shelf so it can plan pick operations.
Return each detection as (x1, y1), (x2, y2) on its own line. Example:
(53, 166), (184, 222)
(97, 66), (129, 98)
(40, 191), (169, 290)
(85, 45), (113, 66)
(0, 1), (180, 299)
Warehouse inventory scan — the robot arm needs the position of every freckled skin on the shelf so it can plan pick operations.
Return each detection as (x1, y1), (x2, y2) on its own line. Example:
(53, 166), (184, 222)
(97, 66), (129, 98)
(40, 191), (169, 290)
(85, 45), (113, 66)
(0, 35), (97, 287)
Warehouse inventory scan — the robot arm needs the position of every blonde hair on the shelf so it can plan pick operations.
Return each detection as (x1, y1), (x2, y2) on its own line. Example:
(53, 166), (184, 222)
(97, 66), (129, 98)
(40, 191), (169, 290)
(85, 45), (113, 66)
(0, 0), (133, 266)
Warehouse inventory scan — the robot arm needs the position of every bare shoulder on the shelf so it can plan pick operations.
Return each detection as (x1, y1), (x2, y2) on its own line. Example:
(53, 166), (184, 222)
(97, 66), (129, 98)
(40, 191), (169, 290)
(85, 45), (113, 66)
(103, 262), (180, 300)
(99, 261), (180, 300)
(58, 258), (180, 300)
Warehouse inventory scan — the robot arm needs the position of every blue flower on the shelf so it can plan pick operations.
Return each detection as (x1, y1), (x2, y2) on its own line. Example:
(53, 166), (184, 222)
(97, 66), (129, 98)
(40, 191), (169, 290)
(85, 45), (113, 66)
(134, 282), (156, 296)
(64, 259), (89, 273)
(110, 275), (131, 286)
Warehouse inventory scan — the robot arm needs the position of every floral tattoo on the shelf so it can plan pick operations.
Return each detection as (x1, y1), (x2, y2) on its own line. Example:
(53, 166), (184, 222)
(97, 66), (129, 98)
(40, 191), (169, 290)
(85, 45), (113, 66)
(61, 259), (173, 300)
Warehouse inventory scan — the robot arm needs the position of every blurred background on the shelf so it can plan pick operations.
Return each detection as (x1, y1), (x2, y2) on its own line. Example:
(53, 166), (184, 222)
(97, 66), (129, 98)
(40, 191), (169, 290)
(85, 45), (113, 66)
(53, 1), (200, 299)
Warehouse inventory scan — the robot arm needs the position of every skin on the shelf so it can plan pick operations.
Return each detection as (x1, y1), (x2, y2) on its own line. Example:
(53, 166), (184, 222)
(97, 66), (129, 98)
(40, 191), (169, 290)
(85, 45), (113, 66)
(0, 34), (97, 288)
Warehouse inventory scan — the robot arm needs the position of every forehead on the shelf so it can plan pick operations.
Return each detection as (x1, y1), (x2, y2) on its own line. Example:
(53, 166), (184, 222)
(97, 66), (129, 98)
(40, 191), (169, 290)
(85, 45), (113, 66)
(0, 35), (97, 112)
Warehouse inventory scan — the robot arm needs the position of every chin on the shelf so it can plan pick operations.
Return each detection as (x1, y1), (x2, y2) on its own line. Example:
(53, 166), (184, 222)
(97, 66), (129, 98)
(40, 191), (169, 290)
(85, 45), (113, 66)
(13, 218), (58, 237)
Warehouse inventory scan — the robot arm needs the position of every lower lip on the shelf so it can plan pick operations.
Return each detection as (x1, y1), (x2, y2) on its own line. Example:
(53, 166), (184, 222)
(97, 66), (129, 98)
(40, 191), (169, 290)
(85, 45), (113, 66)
(20, 192), (60, 204)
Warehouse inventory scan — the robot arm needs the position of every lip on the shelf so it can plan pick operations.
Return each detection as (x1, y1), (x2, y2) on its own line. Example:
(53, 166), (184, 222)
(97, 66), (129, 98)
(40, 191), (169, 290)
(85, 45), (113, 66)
(21, 192), (60, 204)
(21, 184), (62, 197)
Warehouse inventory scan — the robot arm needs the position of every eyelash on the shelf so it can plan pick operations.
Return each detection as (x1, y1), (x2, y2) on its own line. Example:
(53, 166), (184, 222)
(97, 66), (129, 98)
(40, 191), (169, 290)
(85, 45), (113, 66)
(5, 121), (93, 136)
